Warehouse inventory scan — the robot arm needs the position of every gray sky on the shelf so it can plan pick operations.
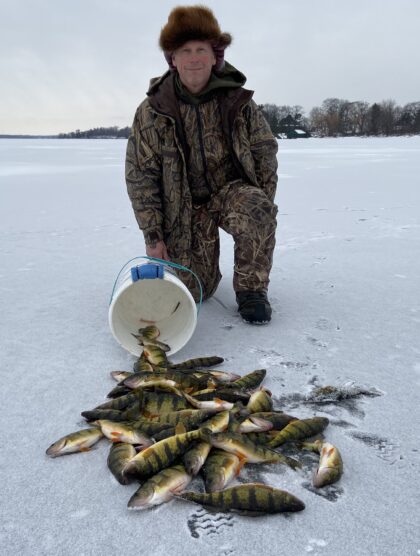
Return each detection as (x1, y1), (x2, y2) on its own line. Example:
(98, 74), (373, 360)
(1, 0), (419, 134)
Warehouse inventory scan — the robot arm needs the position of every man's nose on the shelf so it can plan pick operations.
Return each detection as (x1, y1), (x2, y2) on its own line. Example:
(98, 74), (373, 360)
(189, 52), (201, 63)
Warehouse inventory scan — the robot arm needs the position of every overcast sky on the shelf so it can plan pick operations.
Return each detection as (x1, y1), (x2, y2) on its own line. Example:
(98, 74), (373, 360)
(1, 0), (419, 134)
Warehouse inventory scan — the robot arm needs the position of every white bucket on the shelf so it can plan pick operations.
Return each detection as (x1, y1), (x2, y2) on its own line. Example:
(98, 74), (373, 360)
(109, 258), (199, 356)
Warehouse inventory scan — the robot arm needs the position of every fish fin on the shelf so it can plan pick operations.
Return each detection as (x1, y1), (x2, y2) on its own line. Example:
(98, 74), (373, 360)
(233, 509), (264, 517)
(175, 423), (187, 435)
(236, 455), (247, 474)
(79, 447), (91, 452)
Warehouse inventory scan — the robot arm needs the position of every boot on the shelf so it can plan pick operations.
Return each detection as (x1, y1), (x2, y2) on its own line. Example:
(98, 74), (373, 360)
(236, 291), (272, 324)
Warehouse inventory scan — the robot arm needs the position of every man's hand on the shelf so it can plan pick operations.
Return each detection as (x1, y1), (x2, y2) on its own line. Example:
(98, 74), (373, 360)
(146, 240), (169, 261)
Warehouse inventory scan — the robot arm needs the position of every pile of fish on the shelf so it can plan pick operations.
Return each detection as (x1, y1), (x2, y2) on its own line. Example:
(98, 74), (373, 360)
(46, 326), (343, 516)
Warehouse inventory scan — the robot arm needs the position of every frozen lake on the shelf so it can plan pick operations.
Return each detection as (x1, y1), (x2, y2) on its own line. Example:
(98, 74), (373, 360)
(1, 136), (419, 555)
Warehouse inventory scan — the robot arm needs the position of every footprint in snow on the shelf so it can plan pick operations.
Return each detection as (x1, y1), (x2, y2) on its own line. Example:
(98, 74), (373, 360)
(187, 508), (235, 539)
(306, 336), (328, 349)
(347, 431), (401, 465)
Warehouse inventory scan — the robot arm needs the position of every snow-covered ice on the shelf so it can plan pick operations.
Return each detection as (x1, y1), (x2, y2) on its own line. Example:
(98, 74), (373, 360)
(1, 136), (419, 555)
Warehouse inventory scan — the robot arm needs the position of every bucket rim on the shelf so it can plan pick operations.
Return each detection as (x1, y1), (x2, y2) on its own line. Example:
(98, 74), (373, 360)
(109, 256), (203, 312)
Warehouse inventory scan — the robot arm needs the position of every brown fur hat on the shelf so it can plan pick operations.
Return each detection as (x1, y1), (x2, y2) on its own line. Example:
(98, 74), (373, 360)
(159, 5), (232, 53)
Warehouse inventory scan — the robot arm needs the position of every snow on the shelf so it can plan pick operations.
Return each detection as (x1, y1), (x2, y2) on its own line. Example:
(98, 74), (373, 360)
(1, 136), (420, 555)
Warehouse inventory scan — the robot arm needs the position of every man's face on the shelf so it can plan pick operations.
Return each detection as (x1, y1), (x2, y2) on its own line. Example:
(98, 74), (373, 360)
(172, 40), (216, 94)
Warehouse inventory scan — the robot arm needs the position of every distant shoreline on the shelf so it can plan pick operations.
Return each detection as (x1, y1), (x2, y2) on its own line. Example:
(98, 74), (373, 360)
(1, 134), (419, 140)
(0, 135), (127, 139)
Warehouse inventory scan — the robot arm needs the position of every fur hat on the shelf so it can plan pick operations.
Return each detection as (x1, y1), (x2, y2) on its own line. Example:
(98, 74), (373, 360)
(159, 5), (232, 72)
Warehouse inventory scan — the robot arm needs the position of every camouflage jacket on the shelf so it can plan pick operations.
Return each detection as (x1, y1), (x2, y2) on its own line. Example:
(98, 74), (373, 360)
(125, 70), (278, 269)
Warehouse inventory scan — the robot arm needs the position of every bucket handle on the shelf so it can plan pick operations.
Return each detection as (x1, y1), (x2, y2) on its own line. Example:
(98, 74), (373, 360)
(109, 256), (203, 313)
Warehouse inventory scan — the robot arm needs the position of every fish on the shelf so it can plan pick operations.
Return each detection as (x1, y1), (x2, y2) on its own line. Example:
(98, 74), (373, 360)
(82, 398), (142, 422)
(267, 417), (330, 448)
(169, 356), (224, 370)
(142, 391), (191, 414)
(183, 442), (212, 475)
(133, 357), (154, 373)
(246, 432), (275, 445)
(46, 428), (103, 457)
(143, 409), (213, 428)
(129, 418), (174, 437)
(192, 387), (250, 403)
(164, 370), (214, 391)
(141, 337), (171, 352)
(94, 420), (154, 446)
(94, 391), (138, 411)
(110, 371), (133, 382)
(237, 416), (274, 433)
(302, 439), (343, 487)
(205, 431), (301, 469)
(200, 410), (230, 433)
(206, 370), (241, 382)
(227, 369), (266, 391)
(250, 411), (298, 431)
(132, 332), (171, 352)
(182, 391), (234, 411)
(124, 428), (208, 478)
(106, 385), (133, 398)
(81, 408), (128, 422)
(190, 387), (217, 398)
(138, 325), (160, 340)
(124, 370), (204, 392)
(127, 464), (192, 510)
(107, 442), (137, 485)
(202, 448), (244, 492)
(177, 483), (305, 515)
(123, 375), (178, 391)
(142, 345), (168, 367)
(246, 388), (273, 413)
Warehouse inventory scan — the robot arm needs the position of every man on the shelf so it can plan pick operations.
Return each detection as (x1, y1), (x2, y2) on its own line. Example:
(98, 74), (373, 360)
(125, 5), (278, 324)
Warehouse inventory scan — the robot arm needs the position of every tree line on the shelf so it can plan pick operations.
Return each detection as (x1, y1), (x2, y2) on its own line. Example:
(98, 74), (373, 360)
(56, 98), (420, 139)
(57, 126), (131, 139)
(259, 99), (420, 137)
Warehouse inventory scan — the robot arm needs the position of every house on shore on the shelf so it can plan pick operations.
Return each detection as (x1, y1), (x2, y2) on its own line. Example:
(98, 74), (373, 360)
(286, 128), (311, 139)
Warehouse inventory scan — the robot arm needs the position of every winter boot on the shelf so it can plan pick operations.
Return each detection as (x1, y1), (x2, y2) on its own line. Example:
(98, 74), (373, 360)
(236, 291), (272, 324)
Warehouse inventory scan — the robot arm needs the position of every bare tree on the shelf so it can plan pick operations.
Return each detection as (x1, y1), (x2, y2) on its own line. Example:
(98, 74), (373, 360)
(379, 99), (398, 135)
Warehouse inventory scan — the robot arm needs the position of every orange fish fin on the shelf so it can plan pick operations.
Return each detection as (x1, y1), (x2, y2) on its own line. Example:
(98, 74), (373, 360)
(236, 454), (247, 473)
(79, 447), (91, 452)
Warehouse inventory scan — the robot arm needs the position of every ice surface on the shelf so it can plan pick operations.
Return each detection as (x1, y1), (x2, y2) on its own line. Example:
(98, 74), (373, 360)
(1, 136), (419, 555)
